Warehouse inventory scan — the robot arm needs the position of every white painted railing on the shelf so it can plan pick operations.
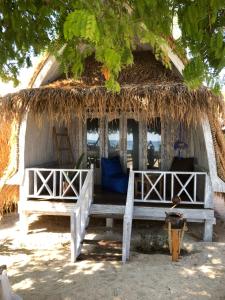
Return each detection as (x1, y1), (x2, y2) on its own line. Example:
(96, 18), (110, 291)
(122, 170), (134, 263)
(26, 168), (89, 200)
(133, 171), (210, 207)
(71, 166), (94, 262)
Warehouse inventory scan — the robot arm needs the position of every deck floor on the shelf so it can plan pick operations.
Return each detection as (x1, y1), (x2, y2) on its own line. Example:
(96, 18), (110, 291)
(27, 184), (204, 209)
(93, 185), (204, 208)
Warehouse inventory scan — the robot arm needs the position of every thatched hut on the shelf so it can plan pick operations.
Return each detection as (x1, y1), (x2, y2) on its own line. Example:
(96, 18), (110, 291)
(1, 48), (225, 261)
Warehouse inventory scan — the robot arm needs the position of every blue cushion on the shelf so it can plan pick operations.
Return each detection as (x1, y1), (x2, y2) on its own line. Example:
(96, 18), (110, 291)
(101, 157), (123, 177)
(102, 174), (129, 194)
(101, 157), (128, 193)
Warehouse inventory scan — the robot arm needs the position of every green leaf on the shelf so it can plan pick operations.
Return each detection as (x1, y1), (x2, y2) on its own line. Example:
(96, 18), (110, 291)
(64, 9), (100, 44)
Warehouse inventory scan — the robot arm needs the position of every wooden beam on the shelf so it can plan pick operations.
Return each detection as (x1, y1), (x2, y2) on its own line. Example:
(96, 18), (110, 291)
(91, 204), (125, 217)
(132, 206), (215, 223)
(20, 200), (77, 216)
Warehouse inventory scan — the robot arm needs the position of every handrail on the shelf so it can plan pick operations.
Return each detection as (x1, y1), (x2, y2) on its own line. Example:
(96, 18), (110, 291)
(71, 166), (94, 262)
(134, 170), (206, 175)
(122, 170), (134, 263)
(26, 168), (88, 200)
(27, 167), (90, 172)
(133, 170), (209, 205)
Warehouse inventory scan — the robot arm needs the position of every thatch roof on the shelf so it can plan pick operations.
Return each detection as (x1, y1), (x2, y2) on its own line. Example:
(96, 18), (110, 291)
(0, 51), (224, 125)
(0, 117), (19, 217)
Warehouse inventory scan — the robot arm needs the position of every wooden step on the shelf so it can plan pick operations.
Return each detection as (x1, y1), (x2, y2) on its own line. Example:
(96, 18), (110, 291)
(20, 200), (77, 216)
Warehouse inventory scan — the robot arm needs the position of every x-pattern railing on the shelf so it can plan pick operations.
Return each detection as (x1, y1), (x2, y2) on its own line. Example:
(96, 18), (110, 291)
(26, 168), (89, 200)
(134, 170), (207, 204)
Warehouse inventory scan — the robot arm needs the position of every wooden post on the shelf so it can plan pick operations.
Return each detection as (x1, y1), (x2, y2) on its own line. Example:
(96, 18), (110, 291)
(106, 218), (114, 229)
(70, 212), (77, 263)
(203, 219), (214, 242)
(90, 164), (94, 203)
(166, 212), (187, 262)
(204, 174), (213, 208)
(19, 169), (29, 236)
(171, 229), (181, 262)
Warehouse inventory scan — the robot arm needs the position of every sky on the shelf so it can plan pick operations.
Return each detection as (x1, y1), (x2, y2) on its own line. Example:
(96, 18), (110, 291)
(0, 56), (39, 96)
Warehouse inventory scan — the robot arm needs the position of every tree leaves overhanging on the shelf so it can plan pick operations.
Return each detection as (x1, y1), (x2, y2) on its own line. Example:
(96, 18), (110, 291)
(0, 0), (224, 92)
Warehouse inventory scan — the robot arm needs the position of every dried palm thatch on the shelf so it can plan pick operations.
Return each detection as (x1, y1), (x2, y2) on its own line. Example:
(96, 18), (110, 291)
(0, 51), (224, 126)
(0, 117), (19, 217)
(209, 116), (225, 183)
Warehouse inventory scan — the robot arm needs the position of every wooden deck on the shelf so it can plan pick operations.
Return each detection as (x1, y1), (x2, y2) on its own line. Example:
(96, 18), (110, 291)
(20, 168), (215, 262)
(23, 185), (213, 222)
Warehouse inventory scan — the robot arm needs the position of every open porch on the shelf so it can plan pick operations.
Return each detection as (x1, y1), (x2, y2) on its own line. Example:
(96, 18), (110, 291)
(19, 164), (215, 263)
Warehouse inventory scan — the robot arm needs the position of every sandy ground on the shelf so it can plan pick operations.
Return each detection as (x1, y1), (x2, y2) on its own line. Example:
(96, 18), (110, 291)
(0, 204), (225, 300)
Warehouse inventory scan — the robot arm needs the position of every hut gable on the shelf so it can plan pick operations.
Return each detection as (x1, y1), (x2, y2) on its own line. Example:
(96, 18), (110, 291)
(0, 51), (223, 126)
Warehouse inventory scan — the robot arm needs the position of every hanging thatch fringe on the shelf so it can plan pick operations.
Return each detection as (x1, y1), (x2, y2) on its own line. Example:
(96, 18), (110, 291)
(0, 117), (20, 217)
(209, 117), (225, 183)
(0, 82), (224, 126)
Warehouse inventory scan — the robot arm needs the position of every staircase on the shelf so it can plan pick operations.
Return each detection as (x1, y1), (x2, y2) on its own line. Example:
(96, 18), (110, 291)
(70, 166), (94, 262)
(71, 170), (135, 263)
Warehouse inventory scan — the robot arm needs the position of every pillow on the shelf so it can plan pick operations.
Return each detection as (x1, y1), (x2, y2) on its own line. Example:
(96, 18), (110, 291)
(170, 157), (195, 172)
(101, 157), (123, 177)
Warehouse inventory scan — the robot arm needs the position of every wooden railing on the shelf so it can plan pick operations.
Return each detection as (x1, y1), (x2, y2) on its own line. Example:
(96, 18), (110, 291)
(71, 166), (94, 262)
(133, 170), (212, 208)
(122, 170), (134, 263)
(26, 168), (89, 200)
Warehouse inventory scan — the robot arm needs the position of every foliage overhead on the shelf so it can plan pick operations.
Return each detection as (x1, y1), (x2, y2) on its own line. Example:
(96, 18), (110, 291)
(0, 0), (224, 92)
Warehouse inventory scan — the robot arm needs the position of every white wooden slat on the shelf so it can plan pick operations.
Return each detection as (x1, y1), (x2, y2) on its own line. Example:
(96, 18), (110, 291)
(194, 174), (197, 202)
(53, 170), (57, 197)
(34, 170), (37, 195)
(26, 169), (30, 198)
(171, 173), (174, 200)
(163, 173), (166, 201)
(59, 170), (63, 197)
(79, 171), (82, 194)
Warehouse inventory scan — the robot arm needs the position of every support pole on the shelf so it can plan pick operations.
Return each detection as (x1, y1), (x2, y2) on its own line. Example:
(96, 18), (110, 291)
(203, 219), (214, 242)
(70, 212), (77, 263)
(106, 218), (114, 229)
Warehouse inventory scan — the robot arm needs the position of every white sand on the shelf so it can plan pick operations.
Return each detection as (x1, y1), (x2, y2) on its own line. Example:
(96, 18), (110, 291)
(0, 213), (225, 300)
